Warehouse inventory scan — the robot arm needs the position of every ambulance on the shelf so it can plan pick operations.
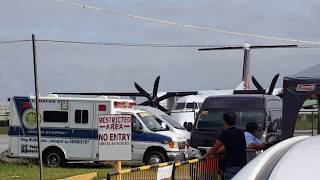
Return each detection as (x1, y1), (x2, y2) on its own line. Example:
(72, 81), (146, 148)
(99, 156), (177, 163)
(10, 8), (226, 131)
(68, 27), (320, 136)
(7, 94), (186, 167)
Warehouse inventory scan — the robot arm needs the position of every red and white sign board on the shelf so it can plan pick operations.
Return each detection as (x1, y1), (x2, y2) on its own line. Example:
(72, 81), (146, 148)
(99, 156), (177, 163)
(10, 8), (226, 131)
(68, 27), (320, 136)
(296, 84), (316, 92)
(98, 114), (132, 160)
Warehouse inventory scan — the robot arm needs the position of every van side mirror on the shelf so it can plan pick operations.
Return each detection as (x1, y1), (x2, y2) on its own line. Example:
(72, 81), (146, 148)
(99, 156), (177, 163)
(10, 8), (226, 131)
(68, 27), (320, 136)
(187, 122), (193, 132)
(161, 122), (167, 129)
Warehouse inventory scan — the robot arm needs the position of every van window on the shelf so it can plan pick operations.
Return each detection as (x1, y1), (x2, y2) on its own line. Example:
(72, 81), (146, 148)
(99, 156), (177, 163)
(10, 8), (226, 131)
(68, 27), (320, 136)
(153, 116), (169, 130)
(196, 109), (265, 131)
(137, 112), (163, 131)
(186, 103), (198, 109)
(43, 111), (68, 123)
(132, 116), (143, 131)
(75, 110), (88, 124)
(173, 103), (185, 110)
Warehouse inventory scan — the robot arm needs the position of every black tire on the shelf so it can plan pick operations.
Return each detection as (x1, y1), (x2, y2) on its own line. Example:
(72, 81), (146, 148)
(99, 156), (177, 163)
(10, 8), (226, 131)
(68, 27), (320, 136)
(43, 148), (65, 168)
(144, 150), (166, 165)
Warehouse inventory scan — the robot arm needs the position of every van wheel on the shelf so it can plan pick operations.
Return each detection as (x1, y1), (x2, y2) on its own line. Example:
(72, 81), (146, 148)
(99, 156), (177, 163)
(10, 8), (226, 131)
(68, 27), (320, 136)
(43, 148), (65, 167)
(144, 150), (166, 165)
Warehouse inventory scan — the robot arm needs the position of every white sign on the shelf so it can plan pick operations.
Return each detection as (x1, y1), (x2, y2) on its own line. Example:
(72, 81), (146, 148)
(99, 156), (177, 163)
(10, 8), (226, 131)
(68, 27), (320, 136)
(296, 84), (316, 92)
(157, 164), (173, 180)
(98, 114), (132, 160)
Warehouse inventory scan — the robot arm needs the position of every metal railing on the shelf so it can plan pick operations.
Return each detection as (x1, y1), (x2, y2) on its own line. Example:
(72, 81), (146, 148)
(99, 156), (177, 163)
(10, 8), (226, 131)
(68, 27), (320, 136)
(107, 155), (223, 180)
(295, 109), (318, 136)
(106, 149), (265, 180)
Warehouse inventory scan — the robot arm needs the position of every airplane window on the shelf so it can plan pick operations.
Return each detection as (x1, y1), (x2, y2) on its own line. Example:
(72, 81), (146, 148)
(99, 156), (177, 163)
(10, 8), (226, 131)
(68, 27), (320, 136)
(173, 103), (185, 110)
(186, 103), (198, 109)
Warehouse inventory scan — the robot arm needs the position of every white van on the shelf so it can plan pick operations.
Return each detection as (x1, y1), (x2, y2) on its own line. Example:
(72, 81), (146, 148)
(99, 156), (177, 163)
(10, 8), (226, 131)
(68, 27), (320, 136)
(170, 95), (207, 127)
(134, 105), (190, 140)
(8, 95), (186, 167)
(132, 106), (200, 159)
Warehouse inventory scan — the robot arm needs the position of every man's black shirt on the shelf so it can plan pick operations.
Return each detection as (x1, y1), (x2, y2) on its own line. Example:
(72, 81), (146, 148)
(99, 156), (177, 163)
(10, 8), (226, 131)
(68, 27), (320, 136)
(219, 127), (247, 167)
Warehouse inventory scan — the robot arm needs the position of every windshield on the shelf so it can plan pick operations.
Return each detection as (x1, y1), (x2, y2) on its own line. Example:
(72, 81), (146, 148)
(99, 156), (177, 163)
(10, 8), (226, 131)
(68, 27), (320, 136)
(160, 114), (185, 129)
(137, 112), (164, 131)
(195, 109), (266, 131)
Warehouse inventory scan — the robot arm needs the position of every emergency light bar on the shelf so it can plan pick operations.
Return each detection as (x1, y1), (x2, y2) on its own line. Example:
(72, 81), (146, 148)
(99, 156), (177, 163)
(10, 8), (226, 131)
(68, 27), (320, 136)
(114, 101), (136, 109)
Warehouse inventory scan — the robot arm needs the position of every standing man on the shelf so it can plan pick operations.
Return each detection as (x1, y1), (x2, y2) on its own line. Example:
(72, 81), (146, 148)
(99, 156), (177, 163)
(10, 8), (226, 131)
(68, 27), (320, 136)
(205, 112), (247, 180)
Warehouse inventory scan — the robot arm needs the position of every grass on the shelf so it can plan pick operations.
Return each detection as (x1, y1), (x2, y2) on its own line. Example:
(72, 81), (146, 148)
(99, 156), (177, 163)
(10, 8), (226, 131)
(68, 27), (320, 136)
(295, 122), (314, 130)
(0, 126), (8, 135)
(0, 162), (112, 180)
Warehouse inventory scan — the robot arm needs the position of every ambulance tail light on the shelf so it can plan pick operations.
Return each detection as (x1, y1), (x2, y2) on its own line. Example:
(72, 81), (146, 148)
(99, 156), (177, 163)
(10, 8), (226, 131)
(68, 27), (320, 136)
(99, 104), (106, 111)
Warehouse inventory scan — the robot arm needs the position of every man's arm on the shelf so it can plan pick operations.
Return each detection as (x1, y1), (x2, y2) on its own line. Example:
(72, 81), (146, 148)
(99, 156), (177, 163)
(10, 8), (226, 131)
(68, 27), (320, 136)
(247, 142), (268, 150)
(204, 139), (224, 158)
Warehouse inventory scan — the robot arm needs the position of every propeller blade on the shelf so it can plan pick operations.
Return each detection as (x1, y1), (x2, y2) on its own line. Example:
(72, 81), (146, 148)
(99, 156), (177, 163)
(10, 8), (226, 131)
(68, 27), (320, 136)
(134, 82), (151, 99)
(139, 101), (150, 106)
(268, 74), (280, 95)
(152, 76), (160, 99)
(158, 93), (176, 102)
(157, 104), (169, 113)
(251, 76), (264, 91)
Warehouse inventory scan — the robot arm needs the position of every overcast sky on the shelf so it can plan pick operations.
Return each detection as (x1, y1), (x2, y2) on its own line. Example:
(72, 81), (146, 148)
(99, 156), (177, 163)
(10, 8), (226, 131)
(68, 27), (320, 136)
(0, 0), (319, 101)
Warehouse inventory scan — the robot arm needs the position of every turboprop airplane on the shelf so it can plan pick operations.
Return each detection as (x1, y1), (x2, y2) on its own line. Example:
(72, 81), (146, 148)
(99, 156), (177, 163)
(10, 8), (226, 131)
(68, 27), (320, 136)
(54, 44), (297, 125)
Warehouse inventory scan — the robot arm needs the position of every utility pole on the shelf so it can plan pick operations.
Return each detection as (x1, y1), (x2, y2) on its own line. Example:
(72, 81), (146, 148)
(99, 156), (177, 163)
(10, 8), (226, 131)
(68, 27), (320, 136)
(32, 34), (43, 180)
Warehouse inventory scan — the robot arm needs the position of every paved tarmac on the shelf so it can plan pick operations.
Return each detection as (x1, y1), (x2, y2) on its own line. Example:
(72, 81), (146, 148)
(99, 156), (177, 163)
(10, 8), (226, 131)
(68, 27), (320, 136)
(0, 135), (8, 153)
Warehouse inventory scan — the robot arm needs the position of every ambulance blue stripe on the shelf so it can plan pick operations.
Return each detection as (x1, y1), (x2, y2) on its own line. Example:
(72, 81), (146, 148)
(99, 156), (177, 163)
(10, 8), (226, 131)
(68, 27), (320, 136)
(9, 126), (172, 142)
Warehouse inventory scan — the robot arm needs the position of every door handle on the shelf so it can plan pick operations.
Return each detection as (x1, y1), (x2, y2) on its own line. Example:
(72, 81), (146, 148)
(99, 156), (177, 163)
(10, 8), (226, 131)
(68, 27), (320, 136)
(65, 126), (69, 128)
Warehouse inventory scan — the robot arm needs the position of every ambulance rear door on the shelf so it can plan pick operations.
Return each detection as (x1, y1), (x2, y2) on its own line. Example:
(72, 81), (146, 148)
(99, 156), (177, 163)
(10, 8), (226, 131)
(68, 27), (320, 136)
(69, 101), (94, 159)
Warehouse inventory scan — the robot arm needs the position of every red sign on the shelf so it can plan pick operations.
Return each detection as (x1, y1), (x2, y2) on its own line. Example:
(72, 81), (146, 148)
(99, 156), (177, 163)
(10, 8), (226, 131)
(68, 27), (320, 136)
(296, 84), (316, 92)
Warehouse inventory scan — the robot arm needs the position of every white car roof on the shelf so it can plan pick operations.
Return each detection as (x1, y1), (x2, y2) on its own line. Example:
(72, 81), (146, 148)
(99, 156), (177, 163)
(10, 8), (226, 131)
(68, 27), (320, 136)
(269, 135), (320, 180)
(233, 135), (310, 180)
